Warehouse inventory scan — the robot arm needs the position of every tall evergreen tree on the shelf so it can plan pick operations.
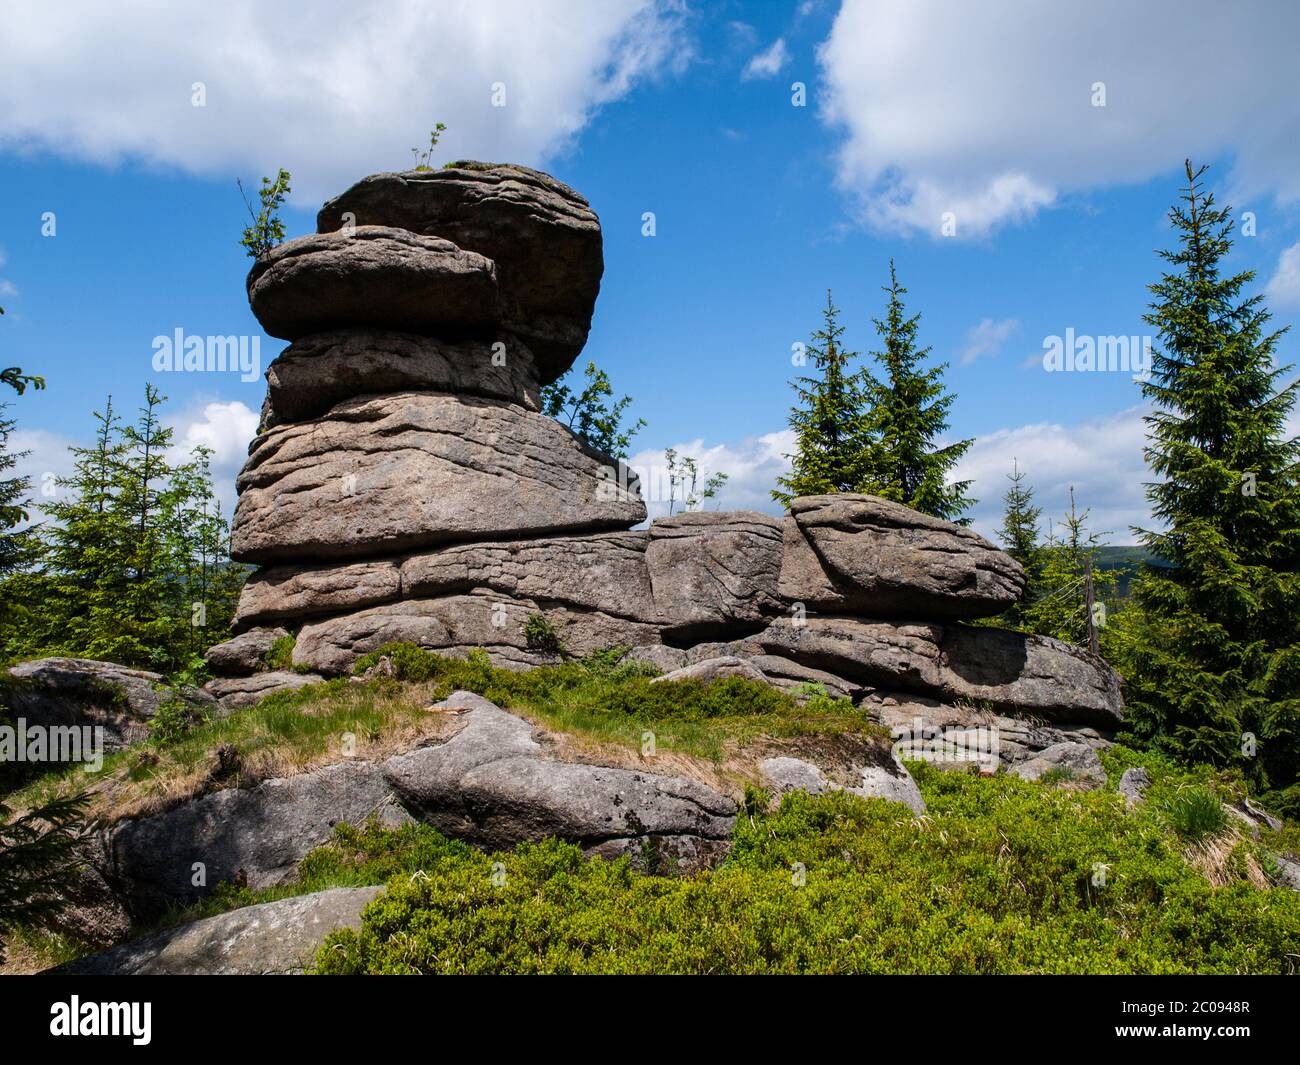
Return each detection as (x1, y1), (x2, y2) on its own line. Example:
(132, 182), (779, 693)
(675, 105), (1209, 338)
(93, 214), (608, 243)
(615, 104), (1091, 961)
(1125, 161), (1300, 793)
(773, 291), (872, 506)
(995, 459), (1044, 628)
(859, 261), (974, 522)
(0, 405), (37, 642)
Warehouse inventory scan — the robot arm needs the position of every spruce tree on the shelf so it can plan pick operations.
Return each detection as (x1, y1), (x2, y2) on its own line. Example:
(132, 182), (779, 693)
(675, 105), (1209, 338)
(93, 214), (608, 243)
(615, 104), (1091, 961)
(1126, 161), (1300, 793)
(1023, 488), (1116, 645)
(773, 290), (872, 507)
(995, 459), (1043, 628)
(859, 261), (974, 522)
(32, 396), (135, 661)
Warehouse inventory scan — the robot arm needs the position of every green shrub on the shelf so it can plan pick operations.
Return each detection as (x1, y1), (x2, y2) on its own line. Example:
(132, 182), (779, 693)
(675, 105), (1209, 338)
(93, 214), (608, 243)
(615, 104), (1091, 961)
(523, 613), (564, 656)
(262, 634), (296, 672)
(312, 777), (1300, 974)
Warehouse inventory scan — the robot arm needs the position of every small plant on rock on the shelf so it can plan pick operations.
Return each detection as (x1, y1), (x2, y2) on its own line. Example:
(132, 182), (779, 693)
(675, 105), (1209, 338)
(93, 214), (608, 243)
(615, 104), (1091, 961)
(238, 168), (292, 258)
(410, 123), (447, 171)
(524, 612), (565, 657)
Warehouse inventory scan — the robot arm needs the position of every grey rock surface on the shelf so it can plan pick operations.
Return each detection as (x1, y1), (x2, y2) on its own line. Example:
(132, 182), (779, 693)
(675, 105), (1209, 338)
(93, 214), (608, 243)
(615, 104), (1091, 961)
(1010, 741), (1106, 784)
(754, 617), (1123, 725)
(262, 329), (542, 427)
(247, 226), (499, 341)
(757, 753), (926, 814)
(317, 163), (603, 380)
(779, 494), (1025, 620)
(231, 392), (645, 564)
(203, 670), (326, 711)
(203, 627), (289, 677)
(54, 886), (383, 975)
(1118, 766), (1152, 805)
(290, 594), (657, 676)
(646, 511), (782, 639)
(103, 761), (410, 917)
(234, 559), (403, 629)
(652, 656), (768, 684)
(382, 691), (736, 871)
(5, 658), (214, 752)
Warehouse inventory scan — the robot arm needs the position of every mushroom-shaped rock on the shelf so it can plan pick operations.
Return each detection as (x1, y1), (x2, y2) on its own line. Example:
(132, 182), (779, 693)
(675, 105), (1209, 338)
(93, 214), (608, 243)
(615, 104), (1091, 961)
(317, 163), (602, 382)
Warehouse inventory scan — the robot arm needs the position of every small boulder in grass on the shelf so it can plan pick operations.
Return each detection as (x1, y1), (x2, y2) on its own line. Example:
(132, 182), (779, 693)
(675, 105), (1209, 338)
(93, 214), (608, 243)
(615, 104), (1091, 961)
(203, 627), (289, 677)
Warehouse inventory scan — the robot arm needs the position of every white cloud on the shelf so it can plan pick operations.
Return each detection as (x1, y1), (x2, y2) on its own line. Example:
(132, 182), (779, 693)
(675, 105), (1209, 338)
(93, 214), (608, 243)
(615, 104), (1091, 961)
(9, 428), (78, 514)
(0, 0), (686, 202)
(954, 405), (1151, 542)
(959, 317), (1019, 365)
(168, 400), (260, 517)
(1265, 242), (1300, 309)
(818, 0), (1300, 236)
(743, 38), (790, 81)
(627, 430), (795, 521)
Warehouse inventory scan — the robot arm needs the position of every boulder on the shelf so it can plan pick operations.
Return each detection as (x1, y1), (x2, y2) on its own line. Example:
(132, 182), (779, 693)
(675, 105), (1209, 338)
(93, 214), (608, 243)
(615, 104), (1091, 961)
(753, 617), (1123, 725)
(1010, 741), (1106, 784)
(261, 330), (542, 428)
(234, 560), (402, 630)
(646, 511), (782, 640)
(203, 627), (289, 677)
(382, 692), (736, 872)
(758, 754), (926, 815)
(779, 495), (1025, 620)
(624, 644), (687, 674)
(203, 671), (326, 711)
(1118, 766), (1152, 805)
(231, 392), (645, 564)
(246, 227), (499, 341)
(291, 594), (658, 676)
(651, 656), (768, 685)
(4, 658), (215, 753)
(317, 164), (602, 380)
(54, 886), (383, 975)
(102, 761), (410, 917)
(875, 696), (1111, 769)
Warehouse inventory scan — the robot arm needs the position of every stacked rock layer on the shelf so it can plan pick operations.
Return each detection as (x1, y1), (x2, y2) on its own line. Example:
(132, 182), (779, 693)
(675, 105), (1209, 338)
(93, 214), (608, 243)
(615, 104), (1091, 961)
(209, 163), (1123, 768)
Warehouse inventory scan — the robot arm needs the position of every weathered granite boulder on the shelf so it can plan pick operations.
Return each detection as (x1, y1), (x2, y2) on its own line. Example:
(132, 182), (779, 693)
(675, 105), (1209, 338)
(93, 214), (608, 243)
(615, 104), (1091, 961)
(203, 627), (289, 677)
(291, 594), (658, 676)
(247, 227), (499, 341)
(1010, 741), (1106, 784)
(752, 617), (1123, 725)
(317, 164), (603, 380)
(779, 495), (1025, 620)
(382, 692), (735, 872)
(1118, 766), (1152, 805)
(875, 695), (1111, 769)
(231, 392), (645, 564)
(234, 560), (403, 629)
(758, 754), (926, 815)
(54, 886), (383, 975)
(261, 330), (542, 428)
(102, 761), (410, 917)
(4, 658), (215, 753)
(646, 511), (782, 640)
(203, 671), (326, 711)
(652, 656), (768, 685)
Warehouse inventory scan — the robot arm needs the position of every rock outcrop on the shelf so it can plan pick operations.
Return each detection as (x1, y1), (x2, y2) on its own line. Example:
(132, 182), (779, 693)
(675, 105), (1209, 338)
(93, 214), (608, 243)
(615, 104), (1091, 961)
(5, 658), (216, 752)
(91, 692), (736, 920)
(206, 162), (1123, 776)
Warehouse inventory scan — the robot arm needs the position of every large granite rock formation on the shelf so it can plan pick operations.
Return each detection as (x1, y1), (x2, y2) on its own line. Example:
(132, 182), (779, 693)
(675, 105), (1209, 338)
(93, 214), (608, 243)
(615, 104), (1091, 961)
(212, 161), (1124, 777)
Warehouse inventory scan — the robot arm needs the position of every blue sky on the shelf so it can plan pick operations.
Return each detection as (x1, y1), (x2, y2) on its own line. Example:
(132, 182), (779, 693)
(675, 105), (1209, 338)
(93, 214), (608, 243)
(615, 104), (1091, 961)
(2, 0), (1300, 541)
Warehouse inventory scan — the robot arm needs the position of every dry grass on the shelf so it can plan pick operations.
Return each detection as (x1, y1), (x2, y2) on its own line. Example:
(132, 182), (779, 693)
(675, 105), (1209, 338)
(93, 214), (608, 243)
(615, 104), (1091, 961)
(1183, 826), (1270, 889)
